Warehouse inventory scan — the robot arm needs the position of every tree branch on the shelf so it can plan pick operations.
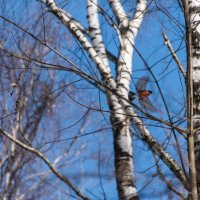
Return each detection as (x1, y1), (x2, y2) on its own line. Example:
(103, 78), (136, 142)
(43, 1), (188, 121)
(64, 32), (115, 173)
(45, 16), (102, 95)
(154, 156), (187, 199)
(0, 128), (90, 200)
(162, 32), (186, 78)
(125, 105), (188, 190)
(41, 0), (116, 89)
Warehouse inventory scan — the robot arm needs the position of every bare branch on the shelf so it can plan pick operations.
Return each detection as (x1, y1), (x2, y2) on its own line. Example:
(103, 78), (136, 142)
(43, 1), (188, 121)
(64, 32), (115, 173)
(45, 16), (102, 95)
(41, 0), (116, 89)
(155, 157), (187, 199)
(0, 128), (90, 200)
(125, 105), (188, 189)
(162, 32), (186, 78)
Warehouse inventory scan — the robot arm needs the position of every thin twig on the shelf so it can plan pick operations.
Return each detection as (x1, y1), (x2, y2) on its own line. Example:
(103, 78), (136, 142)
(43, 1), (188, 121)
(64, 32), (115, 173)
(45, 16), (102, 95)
(154, 156), (187, 199)
(162, 32), (186, 78)
(0, 128), (90, 200)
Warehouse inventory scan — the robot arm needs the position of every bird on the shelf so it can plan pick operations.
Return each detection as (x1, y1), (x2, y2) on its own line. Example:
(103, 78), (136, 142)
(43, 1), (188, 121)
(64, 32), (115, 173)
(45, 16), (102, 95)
(128, 76), (157, 112)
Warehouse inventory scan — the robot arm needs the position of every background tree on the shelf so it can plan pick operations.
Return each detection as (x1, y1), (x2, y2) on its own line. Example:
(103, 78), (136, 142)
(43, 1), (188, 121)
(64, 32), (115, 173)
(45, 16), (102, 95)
(0, 0), (199, 199)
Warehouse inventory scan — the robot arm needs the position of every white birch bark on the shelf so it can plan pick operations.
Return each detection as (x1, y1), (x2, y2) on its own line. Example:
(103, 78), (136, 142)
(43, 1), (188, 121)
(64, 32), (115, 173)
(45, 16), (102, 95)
(87, 0), (110, 70)
(124, 104), (188, 188)
(189, 0), (200, 195)
(38, 0), (190, 199)
(110, 1), (148, 199)
(117, 0), (147, 99)
(108, 0), (129, 29)
(42, 0), (128, 126)
(2, 0), (197, 198)
(87, 1), (138, 198)
(41, 0), (116, 89)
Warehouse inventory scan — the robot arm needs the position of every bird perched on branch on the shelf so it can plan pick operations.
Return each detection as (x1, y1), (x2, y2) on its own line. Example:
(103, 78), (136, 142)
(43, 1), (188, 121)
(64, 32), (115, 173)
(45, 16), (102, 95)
(129, 76), (157, 112)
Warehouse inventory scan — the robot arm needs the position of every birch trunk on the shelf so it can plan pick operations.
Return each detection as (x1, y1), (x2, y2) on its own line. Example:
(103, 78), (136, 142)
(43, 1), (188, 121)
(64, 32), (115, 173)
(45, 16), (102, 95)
(35, 0), (189, 199)
(187, 0), (200, 198)
(110, 113), (138, 200)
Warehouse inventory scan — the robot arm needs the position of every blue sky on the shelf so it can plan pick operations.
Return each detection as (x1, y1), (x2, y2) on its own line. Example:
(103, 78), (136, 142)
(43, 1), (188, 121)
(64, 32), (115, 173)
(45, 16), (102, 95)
(0, 0), (188, 199)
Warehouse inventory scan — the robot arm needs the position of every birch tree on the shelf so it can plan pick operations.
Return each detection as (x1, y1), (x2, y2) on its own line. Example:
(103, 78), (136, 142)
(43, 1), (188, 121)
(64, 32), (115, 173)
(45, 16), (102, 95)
(1, 0), (200, 199)
(185, 0), (200, 199)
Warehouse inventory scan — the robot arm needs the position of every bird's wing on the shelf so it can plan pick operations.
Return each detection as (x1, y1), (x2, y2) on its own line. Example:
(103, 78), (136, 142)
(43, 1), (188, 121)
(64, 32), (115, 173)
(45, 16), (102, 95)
(136, 76), (149, 92)
(128, 91), (138, 101)
(139, 97), (157, 112)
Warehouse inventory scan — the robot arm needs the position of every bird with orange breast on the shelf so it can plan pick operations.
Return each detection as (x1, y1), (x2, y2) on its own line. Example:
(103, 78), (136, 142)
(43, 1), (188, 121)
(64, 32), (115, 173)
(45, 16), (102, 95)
(128, 76), (157, 112)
